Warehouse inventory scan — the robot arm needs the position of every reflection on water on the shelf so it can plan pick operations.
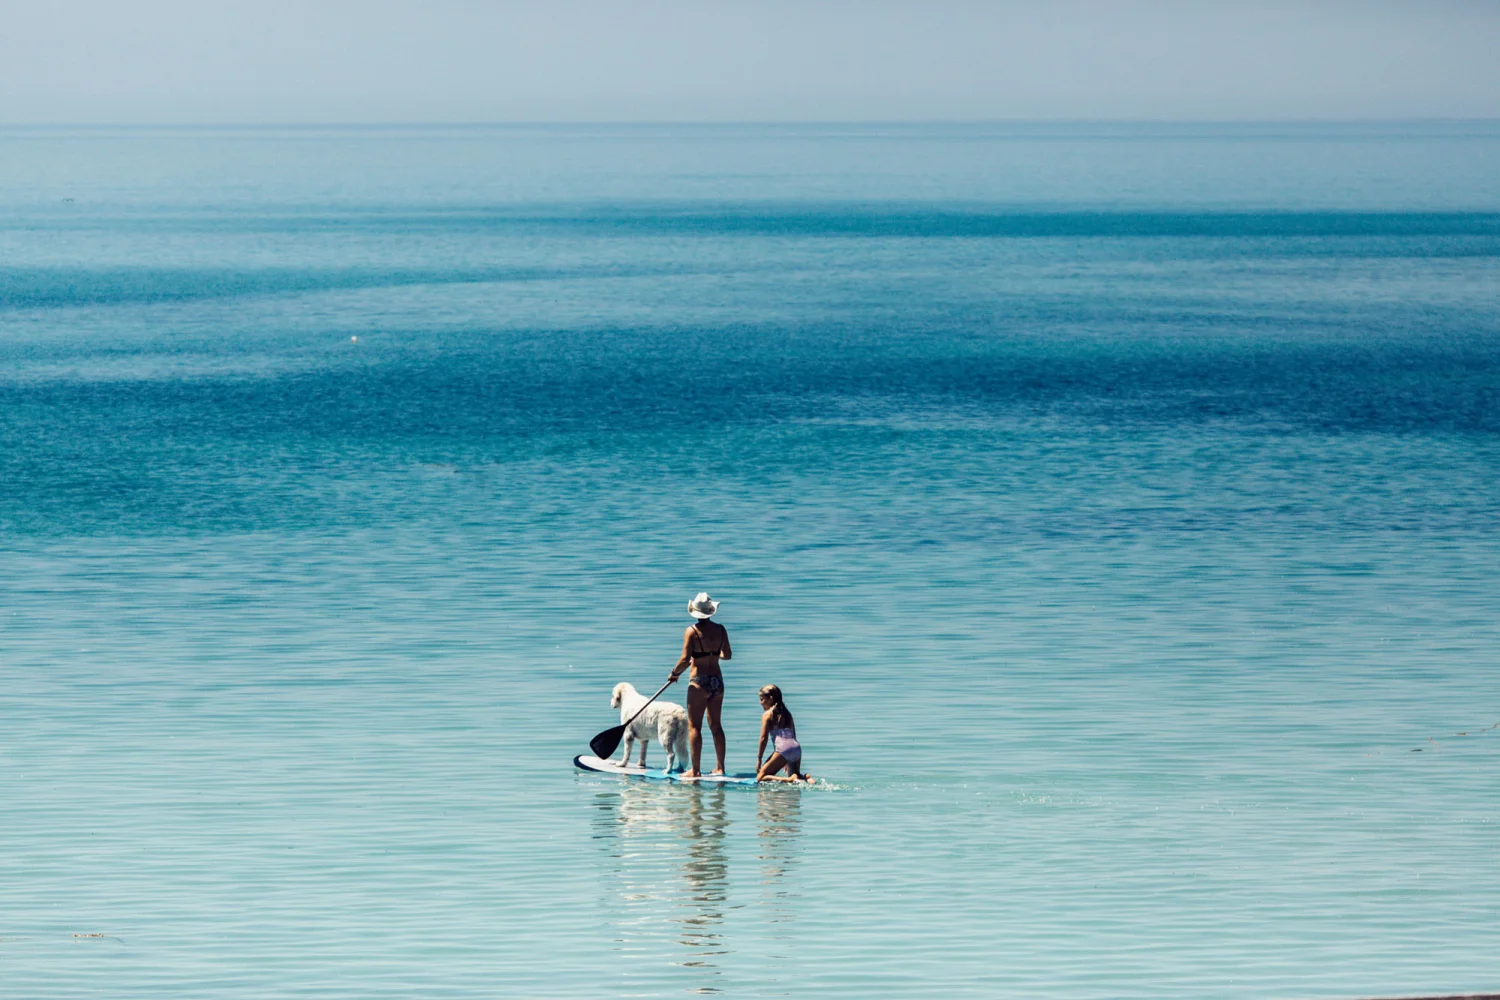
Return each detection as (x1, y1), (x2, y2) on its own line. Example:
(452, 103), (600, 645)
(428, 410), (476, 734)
(678, 784), (730, 969)
(756, 788), (803, 922)
(591, 780), (809, 994)
(592, 781), (732, 992)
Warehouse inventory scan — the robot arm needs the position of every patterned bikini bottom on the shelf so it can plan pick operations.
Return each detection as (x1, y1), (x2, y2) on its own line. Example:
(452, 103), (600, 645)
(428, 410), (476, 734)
(688, 673), (725, 698)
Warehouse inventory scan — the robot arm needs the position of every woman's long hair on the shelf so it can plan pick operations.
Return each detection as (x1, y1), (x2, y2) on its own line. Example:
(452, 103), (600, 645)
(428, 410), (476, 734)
(759, 684), (794, 730)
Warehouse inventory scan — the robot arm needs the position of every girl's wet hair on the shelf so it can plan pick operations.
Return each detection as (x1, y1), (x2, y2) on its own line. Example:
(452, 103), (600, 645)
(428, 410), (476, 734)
(759, 684), (793, 729)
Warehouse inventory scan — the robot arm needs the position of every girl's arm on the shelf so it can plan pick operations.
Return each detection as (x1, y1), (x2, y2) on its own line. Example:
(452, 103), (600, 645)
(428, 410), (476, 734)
(755, 711), (770, 770)
(718, 628), (732, 661)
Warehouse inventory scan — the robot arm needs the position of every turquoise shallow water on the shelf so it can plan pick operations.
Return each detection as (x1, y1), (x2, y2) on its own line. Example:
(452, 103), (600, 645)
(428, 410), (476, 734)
(2, 124), (1499, 999)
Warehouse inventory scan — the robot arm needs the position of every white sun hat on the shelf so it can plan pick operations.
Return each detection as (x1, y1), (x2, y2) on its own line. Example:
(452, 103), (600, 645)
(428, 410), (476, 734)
(687, 592), (720, 619)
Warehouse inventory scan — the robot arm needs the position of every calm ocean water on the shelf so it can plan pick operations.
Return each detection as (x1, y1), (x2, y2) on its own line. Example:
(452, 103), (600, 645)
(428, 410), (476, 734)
(2, 124), (1499, 999)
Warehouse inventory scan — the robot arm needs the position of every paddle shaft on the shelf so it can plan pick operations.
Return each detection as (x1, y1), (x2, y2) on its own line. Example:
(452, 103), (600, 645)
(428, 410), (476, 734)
(622, 677), (677, 731)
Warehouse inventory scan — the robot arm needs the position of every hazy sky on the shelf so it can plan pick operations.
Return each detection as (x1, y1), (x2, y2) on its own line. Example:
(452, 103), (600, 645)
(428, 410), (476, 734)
(2, 0), (1497, 123)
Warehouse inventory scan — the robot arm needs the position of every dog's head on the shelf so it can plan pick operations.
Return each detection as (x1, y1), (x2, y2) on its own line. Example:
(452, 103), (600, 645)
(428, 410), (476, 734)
(610, 682), (634, 709)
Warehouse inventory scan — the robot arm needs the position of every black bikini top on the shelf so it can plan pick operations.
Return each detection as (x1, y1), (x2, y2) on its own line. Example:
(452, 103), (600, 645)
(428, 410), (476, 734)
(689, 625), (722, 660)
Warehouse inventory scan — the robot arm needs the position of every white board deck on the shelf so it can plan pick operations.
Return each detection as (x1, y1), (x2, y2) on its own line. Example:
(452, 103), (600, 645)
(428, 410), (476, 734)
(573, 755), (760, 785)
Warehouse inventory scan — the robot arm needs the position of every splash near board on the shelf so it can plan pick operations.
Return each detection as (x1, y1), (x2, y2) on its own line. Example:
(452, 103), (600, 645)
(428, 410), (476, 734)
(573, 755), (760, 785)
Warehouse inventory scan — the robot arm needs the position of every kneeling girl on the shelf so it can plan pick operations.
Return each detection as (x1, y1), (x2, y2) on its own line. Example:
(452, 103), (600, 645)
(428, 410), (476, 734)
(756, 685), (813, 783)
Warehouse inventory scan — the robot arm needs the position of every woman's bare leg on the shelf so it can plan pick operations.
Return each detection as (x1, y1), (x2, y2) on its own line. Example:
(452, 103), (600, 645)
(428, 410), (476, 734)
(685, 684), (706, 777)
(705, 693), (726, 774)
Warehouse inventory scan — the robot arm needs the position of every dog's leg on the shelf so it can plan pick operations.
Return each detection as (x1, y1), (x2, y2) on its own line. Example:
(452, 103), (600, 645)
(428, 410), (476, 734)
(663, 717), (683, 772)
(619, 733), (634, 766)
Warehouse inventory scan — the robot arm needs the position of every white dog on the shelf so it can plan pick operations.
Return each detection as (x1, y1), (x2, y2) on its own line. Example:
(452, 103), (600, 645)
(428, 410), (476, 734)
(610, 682), (691, 772)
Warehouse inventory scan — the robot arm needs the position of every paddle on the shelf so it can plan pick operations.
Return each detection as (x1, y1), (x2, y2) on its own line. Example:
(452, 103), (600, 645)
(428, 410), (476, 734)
(589, 676), (677, 761)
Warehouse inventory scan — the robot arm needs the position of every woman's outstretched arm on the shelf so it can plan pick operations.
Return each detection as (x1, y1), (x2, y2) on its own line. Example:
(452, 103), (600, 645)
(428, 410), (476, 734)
(668, 628), (694, 682)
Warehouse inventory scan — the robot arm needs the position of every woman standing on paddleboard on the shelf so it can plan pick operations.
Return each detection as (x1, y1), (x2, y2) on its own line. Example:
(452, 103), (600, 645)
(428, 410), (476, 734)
(668, 592), (732, 777)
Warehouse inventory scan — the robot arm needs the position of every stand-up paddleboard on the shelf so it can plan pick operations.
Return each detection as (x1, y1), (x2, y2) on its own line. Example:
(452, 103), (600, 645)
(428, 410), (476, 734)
(574, 755), (759, 785)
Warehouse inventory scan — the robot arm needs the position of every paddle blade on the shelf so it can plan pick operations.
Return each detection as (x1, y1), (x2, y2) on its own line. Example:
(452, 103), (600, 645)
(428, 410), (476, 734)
(589, 725), (625, 760)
